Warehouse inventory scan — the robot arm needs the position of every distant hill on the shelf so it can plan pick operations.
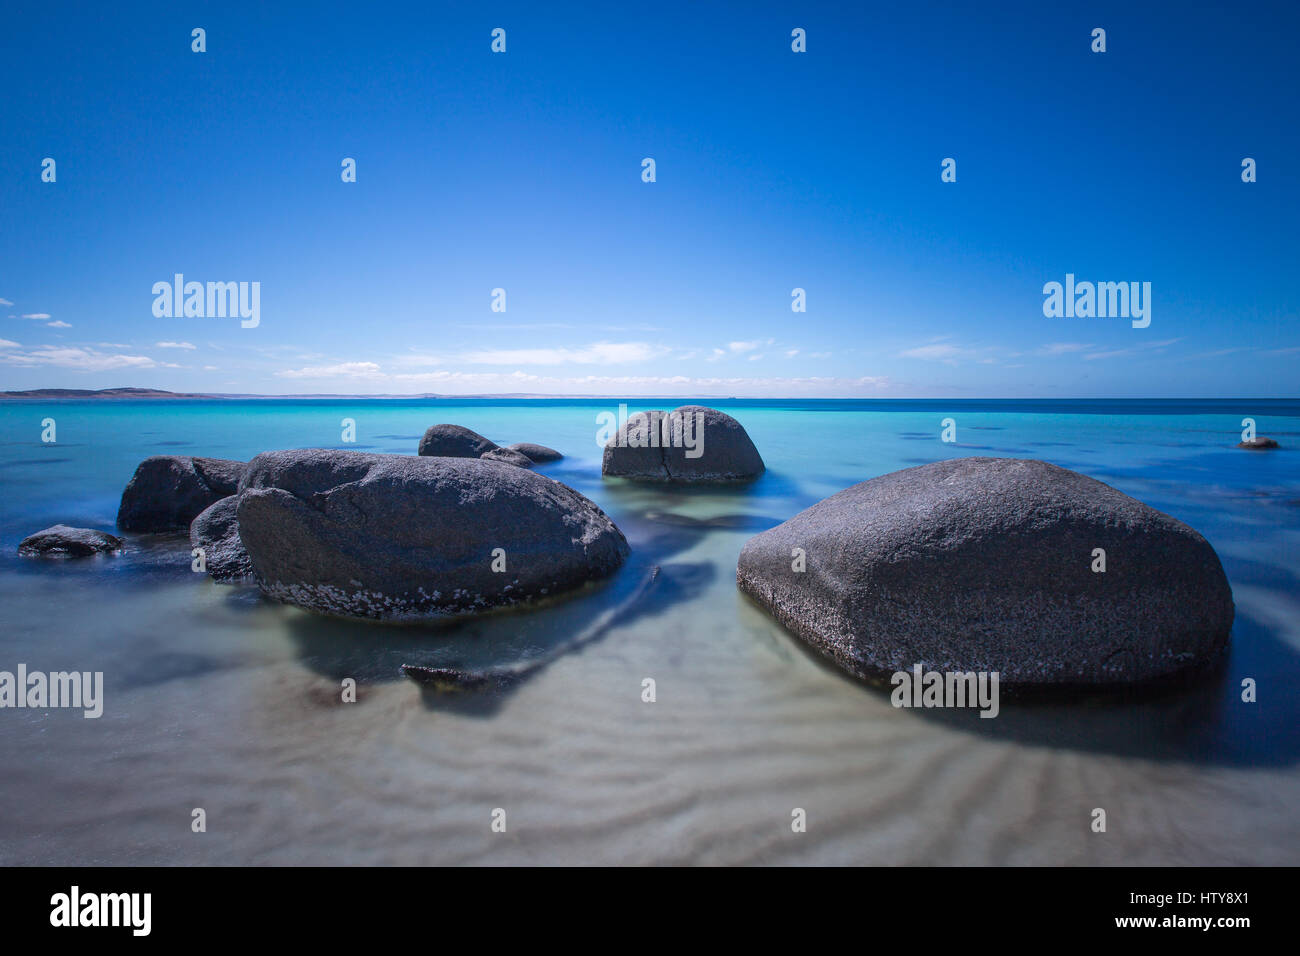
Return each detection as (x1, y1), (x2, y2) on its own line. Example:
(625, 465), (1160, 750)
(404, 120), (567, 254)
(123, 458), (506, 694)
(0, 387), (211, 399)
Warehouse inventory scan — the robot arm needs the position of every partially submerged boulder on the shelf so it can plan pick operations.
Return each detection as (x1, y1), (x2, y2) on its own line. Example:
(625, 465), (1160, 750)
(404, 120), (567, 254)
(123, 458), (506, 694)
(737, 457), (1234, 687)
(117, 456), (245, 532)
(1238, 437), (1279, 450)
(18, 525), (123, 558)
(237, 449), (629, 620)
(507, 442), (563, 463)
(480, 447), (533, 468)
(190, 496), (253, 582)
(417, 424), (498, 458)
(602, 405), (764, 482)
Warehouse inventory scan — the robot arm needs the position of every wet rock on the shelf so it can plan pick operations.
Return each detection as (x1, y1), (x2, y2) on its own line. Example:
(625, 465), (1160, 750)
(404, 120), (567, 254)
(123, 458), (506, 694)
(417, 424), (498, 458)
(18, 525), (123, 558)
(117, 456), (245, 533)
(507, 442), (564, 463)
(602, 405), (764, 482)
(237, 449), (629, 620)
(480, 447), (533, 468)
(737, 457), (1234, 687)
(189, 496), (253, 582)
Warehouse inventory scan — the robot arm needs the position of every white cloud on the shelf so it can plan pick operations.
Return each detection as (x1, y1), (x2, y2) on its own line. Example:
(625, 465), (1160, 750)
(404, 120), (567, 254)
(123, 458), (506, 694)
(0, 298), (13, 306)
(900, 342), (963, 363)
(156, 341), (197, 350)
(458, 341), (671, 366)
(0, 346), (158, 371)
(270, 363), (895, 396)
(1039, 342), (1094, 355)
(277, 362), (384, 380)
(46, 320), (72, 329)
(19, 313), (51, 320)
(1082, 338), (1181, 361)
(0, 339), (19, 348)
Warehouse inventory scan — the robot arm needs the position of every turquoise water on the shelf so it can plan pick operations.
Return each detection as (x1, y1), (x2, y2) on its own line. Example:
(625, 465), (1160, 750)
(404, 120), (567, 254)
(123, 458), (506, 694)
(1, 398), (1298, 864)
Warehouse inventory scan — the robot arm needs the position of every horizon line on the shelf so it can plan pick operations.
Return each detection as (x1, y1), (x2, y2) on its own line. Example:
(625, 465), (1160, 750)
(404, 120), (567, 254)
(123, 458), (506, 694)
(3, 388), (1299, 402)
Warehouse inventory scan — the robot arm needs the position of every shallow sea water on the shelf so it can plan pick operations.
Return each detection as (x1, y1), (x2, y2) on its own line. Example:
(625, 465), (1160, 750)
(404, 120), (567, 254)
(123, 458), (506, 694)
(0, 398), (1297, 865)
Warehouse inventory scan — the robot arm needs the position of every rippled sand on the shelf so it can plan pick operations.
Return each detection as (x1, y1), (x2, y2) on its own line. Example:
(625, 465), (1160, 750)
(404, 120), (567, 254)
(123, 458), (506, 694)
(2, 522), (1296, 866)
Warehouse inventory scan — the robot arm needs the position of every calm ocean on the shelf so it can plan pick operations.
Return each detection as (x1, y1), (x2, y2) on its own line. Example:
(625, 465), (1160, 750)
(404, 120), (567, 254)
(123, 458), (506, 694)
(1, 398), (1297, 864)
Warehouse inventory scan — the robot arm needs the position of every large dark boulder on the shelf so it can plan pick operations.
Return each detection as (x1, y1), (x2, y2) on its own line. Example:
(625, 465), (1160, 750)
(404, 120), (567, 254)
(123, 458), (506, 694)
(417, 424), (498, 458)
(507, 442), (564, 463)
(236, 449), (629, 620)
(190, 496), (253, 582)
(18, 525), (122, 558)
(737, 457), (1234, 687)
(602, 405), (764, 482)
(117, 456), (245, 532)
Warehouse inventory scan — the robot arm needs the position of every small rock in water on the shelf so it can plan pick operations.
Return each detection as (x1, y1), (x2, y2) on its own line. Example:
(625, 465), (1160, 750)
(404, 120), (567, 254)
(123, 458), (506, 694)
(1238, 437), (1280, 450)
(18, 525), (123, 558)
(507, 442), (564, 463)
(480, 447), (534, 468)
(417, 424), (499, 458)
(400, 664), (519, 692)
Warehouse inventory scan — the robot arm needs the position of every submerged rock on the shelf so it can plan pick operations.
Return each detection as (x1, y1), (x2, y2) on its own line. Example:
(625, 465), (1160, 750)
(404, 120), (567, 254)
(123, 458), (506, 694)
(507, 442), (564, 463)
(602, 405), (764, 482)
(117, 456), (245, 533)
(18, 525), (123, 558)
(237, 449), (629, 620)
(400, 664), (520, 692)
(480, 447), (533, 468)
(189, 496), (253, 582)
(737, 457), (1234, 687)
(1238, 437), (1280, 450)
(417, 424), (498, 458)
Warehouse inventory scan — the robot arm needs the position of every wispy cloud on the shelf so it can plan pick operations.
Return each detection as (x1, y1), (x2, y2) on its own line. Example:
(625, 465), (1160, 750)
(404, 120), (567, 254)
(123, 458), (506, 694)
(1082, 338), (1181, 361)
(1038, 342), (1094, 356)
(0, 345), (159, 371)
(156, 341), (197, 350)
(458, 341), (672, 365)
(19, 313), (52, 320)
(899, 342), (965, 364)
(273, 363), (895, 396)
(277, 362), (383, 380)
(46, 320), (72, 328)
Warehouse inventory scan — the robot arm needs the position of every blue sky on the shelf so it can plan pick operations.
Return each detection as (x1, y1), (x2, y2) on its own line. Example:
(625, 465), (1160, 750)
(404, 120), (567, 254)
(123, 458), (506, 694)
(1, 1), (1296, 397)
